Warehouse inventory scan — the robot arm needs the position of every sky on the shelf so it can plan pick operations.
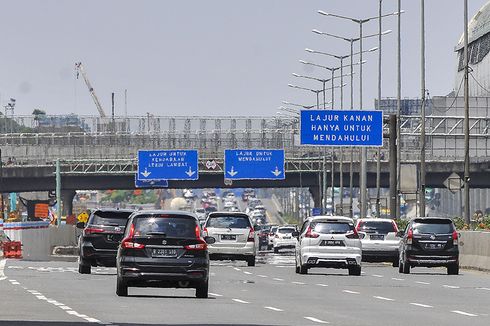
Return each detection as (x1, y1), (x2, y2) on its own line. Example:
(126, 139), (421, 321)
(0, 0), (487, 117)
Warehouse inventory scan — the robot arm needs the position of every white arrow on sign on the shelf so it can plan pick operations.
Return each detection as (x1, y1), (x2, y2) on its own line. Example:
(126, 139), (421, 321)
(185, 167), (196, 177)
(140, 168), (151, 178)
(227, 166), (238, 177)
(271, 166), (282, 177)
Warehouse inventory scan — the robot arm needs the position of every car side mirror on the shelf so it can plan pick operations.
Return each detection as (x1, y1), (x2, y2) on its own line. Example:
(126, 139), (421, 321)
(292, 231), (300, 238)
(396, 231), (404, 237)
(76, 222), (85, 229)
(204, 236), (216, 245)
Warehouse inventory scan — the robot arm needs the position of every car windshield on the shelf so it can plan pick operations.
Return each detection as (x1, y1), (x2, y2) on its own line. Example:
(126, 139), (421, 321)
(278, 228), (296, 234)
(358, 221), (396, 234)
(133, 215), (197, 238)
(312, 221), (353, 234)
(206, 215), (251, 229)
(412, 220), (454, 234)
(90, 211), (132, 226)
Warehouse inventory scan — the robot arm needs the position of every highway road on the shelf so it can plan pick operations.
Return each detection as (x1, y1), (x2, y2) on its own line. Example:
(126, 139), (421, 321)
(1, 251), (489, 326)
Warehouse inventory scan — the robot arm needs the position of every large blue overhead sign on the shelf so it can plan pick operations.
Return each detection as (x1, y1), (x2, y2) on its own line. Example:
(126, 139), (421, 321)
(137, 150), (198, 181)
(300, 110), (383, 147)
(224, 149), (285, 180)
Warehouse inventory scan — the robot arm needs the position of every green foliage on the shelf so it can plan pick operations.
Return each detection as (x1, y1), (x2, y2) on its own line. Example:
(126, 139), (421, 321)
(395, 218), (409, 231)
(100, 190), (158, 205)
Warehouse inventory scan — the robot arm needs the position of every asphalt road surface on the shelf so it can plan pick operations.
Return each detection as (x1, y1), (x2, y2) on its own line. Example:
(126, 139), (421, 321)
(1, 252), (489, 326)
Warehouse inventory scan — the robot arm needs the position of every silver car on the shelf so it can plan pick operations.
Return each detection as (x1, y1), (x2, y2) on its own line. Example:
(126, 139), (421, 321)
(204, 212), (257, 266)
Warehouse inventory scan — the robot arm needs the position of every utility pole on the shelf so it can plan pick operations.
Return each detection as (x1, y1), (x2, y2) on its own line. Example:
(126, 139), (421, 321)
(56, 159), (62, 226)
(389, 114), (397, 219)
(463, 0), (470, 225)
(396, 0), (402, 219)
(419, 0), (426, 217)
(376, 0), (383, 218)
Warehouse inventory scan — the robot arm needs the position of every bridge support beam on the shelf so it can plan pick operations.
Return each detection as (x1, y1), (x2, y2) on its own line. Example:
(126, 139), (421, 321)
(309, 186), (321, 210)
(62, 190), (77, 216)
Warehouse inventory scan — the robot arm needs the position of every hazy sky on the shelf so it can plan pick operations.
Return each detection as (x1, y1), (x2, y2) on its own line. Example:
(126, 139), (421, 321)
(0, 0), (487, 117)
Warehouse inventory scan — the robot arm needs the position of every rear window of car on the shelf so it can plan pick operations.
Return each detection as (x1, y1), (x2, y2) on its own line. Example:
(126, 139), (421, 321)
(133, 215), (197, 238)
(89, 210), (132, 226)
(412, 220), (454, 234)
(206, 215), (251, 229)
(311, 221), (354, 234)
(278, 227), (296, 234)
(271, 226), (278, 233)
(357, 221), (396, 234)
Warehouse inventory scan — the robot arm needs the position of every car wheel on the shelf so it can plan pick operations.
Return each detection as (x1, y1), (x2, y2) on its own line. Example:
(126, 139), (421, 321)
(273, 247), (279, 254)
(247, 256), (256, 267)
(299, 263), (308, 275)
(398, 261), (404, 273)
(267, 245), (272, 250)
(196, 280), (209, 299)
(392, 259), (399, 268)
(447, 264), (459, 275)
(348, 265), (362, 276)
(78, 258), (91, 274)
(116, 276), (128, 297)
(402, 261), (410, 274)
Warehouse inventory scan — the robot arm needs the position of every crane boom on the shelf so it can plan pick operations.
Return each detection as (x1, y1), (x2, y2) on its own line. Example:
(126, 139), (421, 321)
(75, 62), (107, 118)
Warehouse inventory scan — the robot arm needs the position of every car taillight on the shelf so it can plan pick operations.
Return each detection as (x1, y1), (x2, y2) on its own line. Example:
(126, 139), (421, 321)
(247, 227), (255, 242)
(203, 227), (208, 236)
(407, 228), (413, 245)
(195, 225), (201, 238)
(452, 230), (458, 246)
(120, 223), (145, 249)
(356, 222), (363, 232)
(305, 226), (319, 238)
(345, 229), (359, 239)
(185, 239), (207, 250)
(391, 221), (399, 233)
(83, 227), (104, 236)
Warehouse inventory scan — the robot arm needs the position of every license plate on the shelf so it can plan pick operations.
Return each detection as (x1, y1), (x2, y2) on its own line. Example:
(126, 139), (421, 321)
(221, 234), (236, 241)
(370, 234), (384, 240)
(424, 243), (444, 250)
(321, 240), (344, 246)
(152, 248), (178, 257)
(283, 236), (291, 239)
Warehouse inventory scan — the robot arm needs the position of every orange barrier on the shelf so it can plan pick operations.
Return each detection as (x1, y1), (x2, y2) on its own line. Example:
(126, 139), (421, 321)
(2, 241), (23, 259)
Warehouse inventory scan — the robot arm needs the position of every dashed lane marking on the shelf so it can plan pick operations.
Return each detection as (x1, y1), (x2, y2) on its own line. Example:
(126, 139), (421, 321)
(372, 274), (384, 278)
(373, 296), (395, 301)
(316, 284), (328, 287)
(0, 260), (7, 280)
(443, 285), (460, 289)
(392, 278), (405, 281)
(264, 306), (284, 312)
(209, 293), (223, 297)
(257, 275), (268, 278)
(410, 303), (433, 308)
(452, 310), (478, 317)
(342, 290), (360, 294)
(292, 281), (306, 285)
(273, 278), (284, 281)
(477, 287), (490, 291)
(304, 316), (329, 324)
(232, 299), (250, 304)
(415, 281), (431, 285)
(243, 271), (252, 275)
(233, 268), (241, 271)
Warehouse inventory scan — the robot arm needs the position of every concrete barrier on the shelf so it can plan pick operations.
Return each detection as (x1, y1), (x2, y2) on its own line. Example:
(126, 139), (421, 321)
(459, 231), (490, 271)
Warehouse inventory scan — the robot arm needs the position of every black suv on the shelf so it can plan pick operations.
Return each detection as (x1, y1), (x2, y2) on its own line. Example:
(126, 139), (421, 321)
(77, 208), (133, 274)
(116, 210), (215, 298)
(398, 217), (459, 275)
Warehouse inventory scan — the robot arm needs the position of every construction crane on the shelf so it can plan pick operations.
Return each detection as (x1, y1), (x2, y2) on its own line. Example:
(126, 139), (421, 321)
(75, 62), (107, 118)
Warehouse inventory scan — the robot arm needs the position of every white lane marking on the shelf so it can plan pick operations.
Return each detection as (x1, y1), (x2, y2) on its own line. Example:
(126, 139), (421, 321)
(477, 287), (490, 291)
(342, 290), (360, 294)
(233, 268), (241, 271)
(410, 303), (433, 308)
(10, 281), (20, 285)
(84, 317), (102, 323)
(443, 285), (460, 289)
(292, 281), (306, 285)
(373, 296), (395, 301)
(8, 279), (17, 282)
(232, 298), (250, 304)
(209, 293), (223, 297)
(243, 271), (252, 275)
(304, 316), (329, 324)
(452, 310), (478, 317)
(415, 281), (431, 285)
(316, 283), (328, 287)
(0, 260), (6, 281)
(392, 278), (405, 281)
(257, 275), (268, 278)
(264, 306), (284, 312)
(273, 278), (284, 281)
(372, 274), (384, 278)
(59, 306), (72, 310)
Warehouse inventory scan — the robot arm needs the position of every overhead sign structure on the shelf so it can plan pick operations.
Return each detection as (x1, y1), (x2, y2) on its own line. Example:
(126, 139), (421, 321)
(224, 149), (285, 180)
(300, 109), (383, 147)
(137, 150), (198, 181)
(134, 175), (169, 188)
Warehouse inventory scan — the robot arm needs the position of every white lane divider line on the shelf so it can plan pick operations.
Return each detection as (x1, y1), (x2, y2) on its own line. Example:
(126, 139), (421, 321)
(0, 259), (6, 281)
(316, 283), (329, 287)
(232, 298), (250, 304)
(373, 296), (395, 301)
(243, 271), (252, 275)
(304, 316), (330, 324)
(443, 285), (460, 289)
(372, 274), (384, 278)
(410, 303), (433, 308)
(264, 306), (284, 312)
(452, 310), (478, 317)
(257, 275), (268, 278)
(415, 281), (431, 285)
(342, 290), (360, 294)
(233, 268), (241, 271)
(392, 278), (405, 281)
(292, 281), (306, 285)
(273, 278), (284, 281)
(209, 293), (223, 297)
(477, 287), (490, 291)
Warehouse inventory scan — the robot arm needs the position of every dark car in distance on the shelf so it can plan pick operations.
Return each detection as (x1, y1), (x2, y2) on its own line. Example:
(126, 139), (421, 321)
(77, 208), (133, 274)
(116, 210), (215, 298)
(398, 217), (459, 275)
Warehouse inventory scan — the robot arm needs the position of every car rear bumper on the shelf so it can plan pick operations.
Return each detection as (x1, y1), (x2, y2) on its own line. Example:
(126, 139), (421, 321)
(362, 249), (399, 261)
(208, 243), (255, 257)
(302, 252), (362, 269)
(273, 239), (297, 248)
(80, 242), (118, 266)
(406, 255), (459, 267)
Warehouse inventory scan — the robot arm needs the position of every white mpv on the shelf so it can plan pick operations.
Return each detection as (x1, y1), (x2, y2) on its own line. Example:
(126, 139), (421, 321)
(294, 216), (362, 275)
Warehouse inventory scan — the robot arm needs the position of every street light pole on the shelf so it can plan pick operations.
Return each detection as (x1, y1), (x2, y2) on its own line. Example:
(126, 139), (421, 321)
(463, 0), (470, 225)
(376, 0), (383, 218)
(420, 0), (426, 217)
(396, 0), (402, 220)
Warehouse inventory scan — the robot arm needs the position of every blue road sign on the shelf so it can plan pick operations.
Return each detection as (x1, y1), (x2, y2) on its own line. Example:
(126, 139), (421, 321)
(300, 109), (383, 146)
(137, 150), (198, 181)
(311, 208), (322, 216)
(134, 175), (169, 188)
(224, 149), (285, 180)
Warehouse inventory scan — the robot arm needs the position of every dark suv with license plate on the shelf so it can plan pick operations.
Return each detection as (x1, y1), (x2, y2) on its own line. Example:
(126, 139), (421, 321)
(77, 208), (133, 274)
(398, 217), (459, 275)
(116, 210), (215, 298)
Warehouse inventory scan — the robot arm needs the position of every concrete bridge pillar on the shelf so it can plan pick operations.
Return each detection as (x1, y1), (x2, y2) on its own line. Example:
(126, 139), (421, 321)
(309, 186), (321, 209)
(62, 190), (77, 216)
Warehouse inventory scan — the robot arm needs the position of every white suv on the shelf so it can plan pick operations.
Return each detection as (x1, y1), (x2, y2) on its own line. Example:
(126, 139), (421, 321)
(272, 226), (297, 253)
(204, 212), (256, 266)
(294, 216), (362, 275)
